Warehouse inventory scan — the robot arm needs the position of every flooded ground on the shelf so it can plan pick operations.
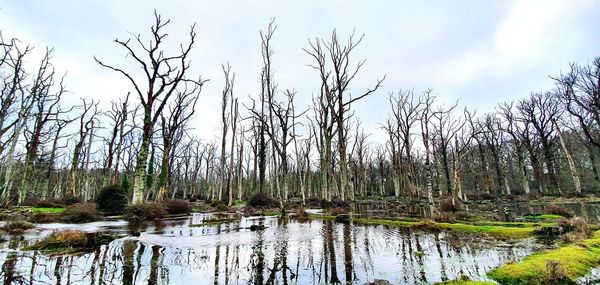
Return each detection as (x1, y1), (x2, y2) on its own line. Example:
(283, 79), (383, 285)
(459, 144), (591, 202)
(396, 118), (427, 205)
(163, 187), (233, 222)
(0, 213), (544, 285)
(353, 200), (600, 223)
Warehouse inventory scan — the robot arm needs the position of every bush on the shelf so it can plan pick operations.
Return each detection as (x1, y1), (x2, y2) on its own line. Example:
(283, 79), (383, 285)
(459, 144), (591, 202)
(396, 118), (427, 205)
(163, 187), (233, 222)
(210, 200), (228, 212)
(247, 192), (278, 209)
(295, 208), (310, 222)
(544, 205), (574, 218)
(557, 217), (591, 242)
(60, 203), (103, 223)
(467, 193), (497, 201)
(95, 185), (128, 214)
(454, 211), (473, 221)
(440, 196), (462, 212)
(25, 230), (118, 252)
(432, 212), (455, 223)
(35, 198), (65, 208)
(28, 213), (59, 223)
(3, 221), (34, 234)
(330, 207), (348, 216)
(22, 196), (41, 206)
(544, 260), (568, 284)
(305, 197), (322, 207)
(62, 195), (84, 205)
(164, 199), (191, 215)
(124, 203), (167, 221)
(321, 198), (350, 209)
(412, 219), (441, 232)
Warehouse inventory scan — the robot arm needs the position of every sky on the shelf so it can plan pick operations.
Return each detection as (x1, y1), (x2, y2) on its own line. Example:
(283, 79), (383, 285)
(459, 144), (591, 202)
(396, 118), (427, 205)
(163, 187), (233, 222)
(0, 0), (598, 144)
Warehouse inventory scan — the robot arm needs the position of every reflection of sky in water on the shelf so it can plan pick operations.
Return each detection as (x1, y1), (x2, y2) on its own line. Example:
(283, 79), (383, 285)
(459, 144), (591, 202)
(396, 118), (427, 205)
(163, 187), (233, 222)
(0, 213), (543, 285)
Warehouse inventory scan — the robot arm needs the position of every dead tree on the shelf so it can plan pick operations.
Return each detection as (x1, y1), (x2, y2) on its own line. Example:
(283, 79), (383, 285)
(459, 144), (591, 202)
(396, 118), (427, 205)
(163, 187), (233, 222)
(387, 90), (423, 197)
(516, 92), (561, 194)
(104, 92), (130, 185)
(451, 109), (475, 200)
(305, 30), (384, 200)
(0, 34), (33, 200)
(431, 101), (463, 195)
(95, 11), (204, 204)
(67, 100), (98, 197)
(419, 90), (436, 205)
(227, 97), (239, 206)
(21, 48), (69, 202)
(305, 36), (336, 201)
(218, 64), (234, 202)
(156, 82), (202, 202)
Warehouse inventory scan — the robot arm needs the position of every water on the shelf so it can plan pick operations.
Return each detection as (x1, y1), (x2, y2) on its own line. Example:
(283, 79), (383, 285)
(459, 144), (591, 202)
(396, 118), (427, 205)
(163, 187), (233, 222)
(352, 200), (600, 223)
(0, 213), (542, 285)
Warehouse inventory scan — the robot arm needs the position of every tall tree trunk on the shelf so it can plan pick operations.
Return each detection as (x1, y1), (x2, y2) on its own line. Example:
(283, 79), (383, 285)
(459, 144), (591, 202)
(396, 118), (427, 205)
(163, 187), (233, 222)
(555, 122), (581, 193)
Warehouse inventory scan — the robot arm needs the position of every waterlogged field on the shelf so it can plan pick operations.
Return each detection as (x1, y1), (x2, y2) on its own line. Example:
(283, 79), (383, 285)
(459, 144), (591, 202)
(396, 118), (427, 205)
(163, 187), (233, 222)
(0, 213), (543, 285)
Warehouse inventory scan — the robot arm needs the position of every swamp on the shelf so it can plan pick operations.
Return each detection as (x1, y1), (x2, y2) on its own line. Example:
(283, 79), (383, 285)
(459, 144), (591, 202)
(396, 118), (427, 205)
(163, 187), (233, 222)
(0, 1), (599, 284)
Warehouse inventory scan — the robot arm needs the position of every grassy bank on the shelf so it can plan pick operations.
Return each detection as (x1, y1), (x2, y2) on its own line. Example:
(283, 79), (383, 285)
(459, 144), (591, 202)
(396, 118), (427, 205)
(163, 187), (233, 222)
(308, 214), (545, 239)
(488, 231), (600, 284)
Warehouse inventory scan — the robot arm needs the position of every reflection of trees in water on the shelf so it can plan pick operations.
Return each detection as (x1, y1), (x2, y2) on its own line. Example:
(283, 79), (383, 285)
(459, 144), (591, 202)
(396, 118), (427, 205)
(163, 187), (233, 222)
(343, 222), (354, 284)
(0, 219), (541, 284)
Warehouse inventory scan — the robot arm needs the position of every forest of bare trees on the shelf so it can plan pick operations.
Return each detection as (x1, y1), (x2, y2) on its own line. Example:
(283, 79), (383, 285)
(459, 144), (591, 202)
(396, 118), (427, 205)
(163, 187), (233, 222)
(1, 13), (599, 207)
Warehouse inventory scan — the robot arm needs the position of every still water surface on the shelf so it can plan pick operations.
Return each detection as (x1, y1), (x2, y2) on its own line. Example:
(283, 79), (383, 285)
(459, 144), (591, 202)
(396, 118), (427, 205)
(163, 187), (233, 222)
(0, 213), (542, 284)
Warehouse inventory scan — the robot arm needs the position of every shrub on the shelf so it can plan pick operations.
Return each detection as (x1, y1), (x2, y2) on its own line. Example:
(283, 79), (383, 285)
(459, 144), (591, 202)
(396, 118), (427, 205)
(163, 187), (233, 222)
(295, 208), (310, 222)
(321, 198), (350, 209)
(95, 185), (128, 214)
(62, 195), (84, 205)
(544, 205), (574, 218)
(188, 195), (198, 202)
(331, 199), (351, 209)
(210, 200), (228, 212)
(306, 197), (322, 207)
(124, 203), (167, 221)
(28, 213), (59, 223)
(557, 217), (591, 242)
(524, 192), (541, 200)
(432, 212), (455, 223)
(60, 203), (103, 223)
(335, 214), (351, 223)
(330, 207), (348, 216)
(440, 196), (462, 212)
(25, 230), (118, 252)
(22, 196), (41, 206)
(411, 219), (441, 232)
(467, 193), (497, 201)
(454, 211), (473, 221)
(164, 199), (191, 215)
(544, 260), (568, 284)
(35, 198), (64, 208)
(247, 192), (278, 209)
(564, 192), (587, 198)
(3, 221), (34, 234)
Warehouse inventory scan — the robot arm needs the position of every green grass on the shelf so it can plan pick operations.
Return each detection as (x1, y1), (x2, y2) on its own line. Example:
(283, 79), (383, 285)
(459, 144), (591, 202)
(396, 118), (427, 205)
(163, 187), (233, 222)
(434, 280), (495, 285)
(488, 231), (600, 284)
(233, 200), (246, 207)
(31, 207), (65, 214)
(353, 218), (538, 239)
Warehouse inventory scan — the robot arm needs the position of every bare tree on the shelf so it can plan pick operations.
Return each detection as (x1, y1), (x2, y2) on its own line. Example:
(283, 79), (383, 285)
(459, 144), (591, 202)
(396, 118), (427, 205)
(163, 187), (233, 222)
(156, 82), (202, 201)
(227, 97), (239, 206)
(305, 30), (384, 200)
(95, 11), (204, 204)
(67, 99), (98, 198)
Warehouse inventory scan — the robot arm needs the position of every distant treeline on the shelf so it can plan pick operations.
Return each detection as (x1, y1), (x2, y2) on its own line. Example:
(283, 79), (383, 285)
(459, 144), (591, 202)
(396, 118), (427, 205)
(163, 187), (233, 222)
(0, 13), (598, 206)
